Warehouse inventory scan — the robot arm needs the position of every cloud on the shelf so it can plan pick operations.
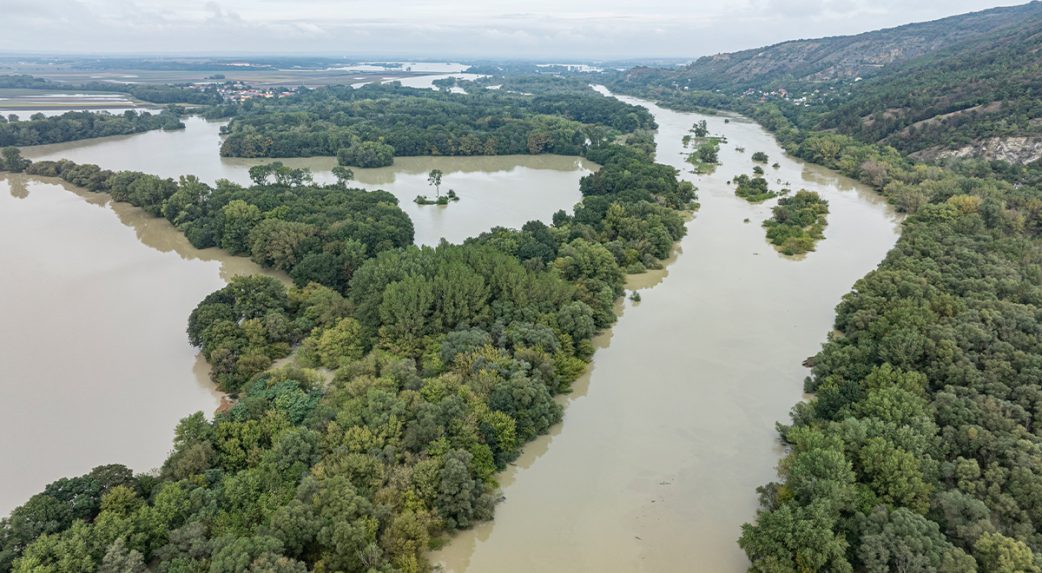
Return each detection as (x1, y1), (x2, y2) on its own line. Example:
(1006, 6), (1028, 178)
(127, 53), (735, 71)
(0, 0), (1024, 58)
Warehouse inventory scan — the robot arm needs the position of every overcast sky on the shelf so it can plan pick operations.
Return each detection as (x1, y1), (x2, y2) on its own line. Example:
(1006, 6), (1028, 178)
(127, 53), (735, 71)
(0, 0), (1027, 60)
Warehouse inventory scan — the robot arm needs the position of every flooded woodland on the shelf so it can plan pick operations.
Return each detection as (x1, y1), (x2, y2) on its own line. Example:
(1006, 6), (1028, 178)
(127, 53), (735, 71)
(2, 92), (899, 571)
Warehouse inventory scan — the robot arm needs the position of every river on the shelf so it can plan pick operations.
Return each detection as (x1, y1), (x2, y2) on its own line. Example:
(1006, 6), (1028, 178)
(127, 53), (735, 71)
(0, 173), (274, 516)
(22, 117), (593, 246)
(430, 92), (901, 571)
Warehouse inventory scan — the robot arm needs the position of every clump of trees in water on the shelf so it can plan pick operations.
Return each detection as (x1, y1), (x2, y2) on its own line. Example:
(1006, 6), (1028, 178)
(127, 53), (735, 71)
(414, 169), (460, 205)
(0, 109), (185, 147)
(762, 190), (829, 255)
(0, 88), (697, 572)
(0, 146), (29, 172)
(684, 120), (724, 174)
(733, 174), (778, 202)
(218, 83), (655, 160)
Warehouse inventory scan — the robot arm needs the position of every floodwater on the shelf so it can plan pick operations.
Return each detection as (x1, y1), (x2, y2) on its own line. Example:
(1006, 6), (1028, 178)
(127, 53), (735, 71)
(0, 91), (154, 120)
(431, 92), (902, 571)
(0, 173), (275, 516)
(23, 117), (593, 245)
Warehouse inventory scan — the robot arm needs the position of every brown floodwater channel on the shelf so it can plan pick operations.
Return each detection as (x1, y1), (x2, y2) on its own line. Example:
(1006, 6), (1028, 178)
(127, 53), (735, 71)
(431, 91), (902, 572)
(0, 173), (276, 515)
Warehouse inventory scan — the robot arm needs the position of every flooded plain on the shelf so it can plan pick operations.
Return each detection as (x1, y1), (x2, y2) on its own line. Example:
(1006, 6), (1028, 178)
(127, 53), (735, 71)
(23, 117), (593, 245)
(2, 109), (591, 515)
(0, 173), (273, 515)
(431, 93), (902, 572)
(2, 86), (901, 569)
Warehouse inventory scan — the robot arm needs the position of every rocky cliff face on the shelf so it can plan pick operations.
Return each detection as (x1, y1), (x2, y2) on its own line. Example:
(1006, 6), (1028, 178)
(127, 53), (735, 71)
(913, 136), (1042, 164)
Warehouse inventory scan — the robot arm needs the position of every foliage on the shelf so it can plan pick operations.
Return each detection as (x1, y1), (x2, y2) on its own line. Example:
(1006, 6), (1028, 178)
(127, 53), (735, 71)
(733, 174), (778, 203)
(0, 147), (29, 173)
(337, 141), (395, 168)
(219, 83), (653, 160)
(0, 109), (184, 147)
(762, 190), (829, 255)
(17, 159), (413, 292)
(610, 9), (1042, 568)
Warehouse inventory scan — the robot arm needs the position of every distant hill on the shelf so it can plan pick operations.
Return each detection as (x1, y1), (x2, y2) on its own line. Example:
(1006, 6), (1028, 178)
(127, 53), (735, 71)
(616, 1), (1042, 162)
(625, 2), (1042, 92)
(813, 6), (1042, 159)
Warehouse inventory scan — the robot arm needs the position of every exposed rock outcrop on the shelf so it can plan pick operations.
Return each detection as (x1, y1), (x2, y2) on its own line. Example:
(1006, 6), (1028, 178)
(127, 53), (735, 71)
(913, 136), (1042, 164)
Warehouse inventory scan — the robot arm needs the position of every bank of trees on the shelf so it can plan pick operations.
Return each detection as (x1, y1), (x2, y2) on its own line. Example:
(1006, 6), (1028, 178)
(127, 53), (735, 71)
(0, 84), (697, 572)
(17, 158), (414, 295)
(337, 141), (395, 168)
(219, 83), (655, 161)
(0, 110), (184, 147)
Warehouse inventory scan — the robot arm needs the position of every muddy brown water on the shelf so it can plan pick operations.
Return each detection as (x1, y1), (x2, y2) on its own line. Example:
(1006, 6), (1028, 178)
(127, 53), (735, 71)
(22, 117), (593, 246)
(1, 121), (592, 515)
(430, 91), (901, 572)
(0, 173), (278, 515)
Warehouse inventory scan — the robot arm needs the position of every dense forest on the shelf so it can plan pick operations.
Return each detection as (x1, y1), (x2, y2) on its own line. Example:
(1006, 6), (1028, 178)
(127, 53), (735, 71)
(0, 83), (696, 571)
(218, 83), (655, 162)
(0, 110), (185, 147)
(762, 190), (829, 255)
(611, 16), (1042, 571)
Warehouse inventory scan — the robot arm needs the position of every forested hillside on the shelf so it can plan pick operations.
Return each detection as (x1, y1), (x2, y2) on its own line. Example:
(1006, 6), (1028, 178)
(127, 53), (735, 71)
(620, 2), (1042, 92)
(614, 1), (1042, 163)
(811, 14), (1042, 159)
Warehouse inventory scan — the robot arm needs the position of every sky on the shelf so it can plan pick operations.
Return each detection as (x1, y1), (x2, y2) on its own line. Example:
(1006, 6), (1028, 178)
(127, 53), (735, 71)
(0, 0), (1028, 60)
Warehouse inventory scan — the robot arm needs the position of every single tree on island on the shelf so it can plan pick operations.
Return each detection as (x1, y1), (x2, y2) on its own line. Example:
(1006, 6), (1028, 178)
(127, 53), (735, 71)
(415, 168), (458, 205)
(428, 169), (443, 198)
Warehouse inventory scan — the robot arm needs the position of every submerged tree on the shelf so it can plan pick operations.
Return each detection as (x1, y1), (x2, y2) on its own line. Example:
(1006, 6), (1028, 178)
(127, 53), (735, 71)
(332, 165), (354, 187)
(428, 169), (444, 198)
(0, 146), (29, 173)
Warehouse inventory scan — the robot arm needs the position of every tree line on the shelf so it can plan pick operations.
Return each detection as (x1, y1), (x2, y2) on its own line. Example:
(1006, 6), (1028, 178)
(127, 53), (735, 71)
(218, 83), (656, 164)
(0, 109), (185, 147)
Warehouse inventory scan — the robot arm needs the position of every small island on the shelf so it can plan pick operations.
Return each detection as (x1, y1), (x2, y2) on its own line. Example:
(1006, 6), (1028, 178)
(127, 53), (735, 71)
(415, 169), (460, 205)
(762, 190), (830, 255)
(685, 121), (726, 174)
(733, 174), (778, 203)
